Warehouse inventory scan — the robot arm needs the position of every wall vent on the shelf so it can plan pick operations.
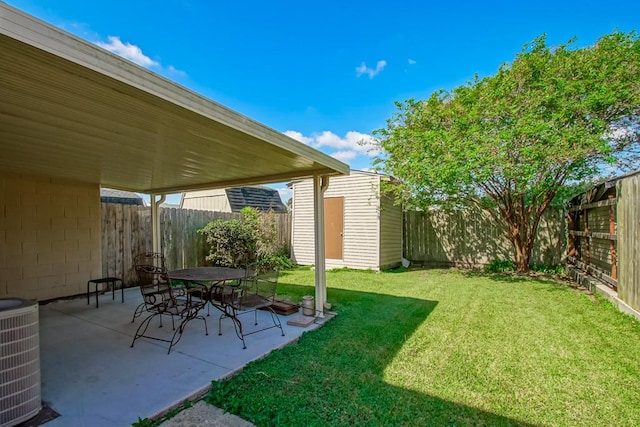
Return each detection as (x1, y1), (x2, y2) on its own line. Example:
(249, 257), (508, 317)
(0, 298), (41, 427)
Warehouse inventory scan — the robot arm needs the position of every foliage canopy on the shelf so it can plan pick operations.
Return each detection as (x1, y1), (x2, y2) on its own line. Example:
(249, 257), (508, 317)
(372, 32), (640, 271)
(198, 207), (292, 270)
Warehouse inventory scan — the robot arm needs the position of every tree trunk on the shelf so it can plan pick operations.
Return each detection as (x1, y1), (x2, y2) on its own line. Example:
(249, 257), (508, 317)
(505, 217), (533, 273)
(491, 191), (553, 274)
(513, 238), (532, 273)
(507, 207), (549, 273)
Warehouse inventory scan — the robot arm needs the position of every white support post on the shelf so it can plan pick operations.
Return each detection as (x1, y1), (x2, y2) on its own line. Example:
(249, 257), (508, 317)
(313, 175), (329, 317)
(150, 193), (166, 254)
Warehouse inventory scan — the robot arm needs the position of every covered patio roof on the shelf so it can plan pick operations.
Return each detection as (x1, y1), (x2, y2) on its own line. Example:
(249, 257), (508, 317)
(0, 3), (348, 194)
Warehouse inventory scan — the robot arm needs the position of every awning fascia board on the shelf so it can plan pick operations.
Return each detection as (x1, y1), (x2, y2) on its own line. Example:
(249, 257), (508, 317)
(127, 168), (346, 195)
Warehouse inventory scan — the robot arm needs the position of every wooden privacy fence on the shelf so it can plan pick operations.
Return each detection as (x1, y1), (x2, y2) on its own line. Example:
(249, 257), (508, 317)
(616, 174), (640, 312)
(101, 204), (291, 285)
(404, 207), (566, 268)
(567, 171), (640, 313)
(103, 203), (567, 284)
(566, 182), (617, 290)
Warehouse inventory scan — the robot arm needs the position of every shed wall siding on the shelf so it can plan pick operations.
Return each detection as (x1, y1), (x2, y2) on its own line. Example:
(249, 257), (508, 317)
(291, 172), (384, 270)
(290, 179), (315, 266)
(0, 173), (102, 300)
(379, 194), (403, 269)
(181, 189), (231, 212)
(332, 173), (380, 270)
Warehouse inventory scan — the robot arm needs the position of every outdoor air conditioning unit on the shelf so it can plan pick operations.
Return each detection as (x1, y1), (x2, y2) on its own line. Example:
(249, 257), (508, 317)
(0, 298), (41, 427)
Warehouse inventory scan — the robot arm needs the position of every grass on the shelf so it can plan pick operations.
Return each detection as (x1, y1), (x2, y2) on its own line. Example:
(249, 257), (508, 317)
(204, 267), (640, 426)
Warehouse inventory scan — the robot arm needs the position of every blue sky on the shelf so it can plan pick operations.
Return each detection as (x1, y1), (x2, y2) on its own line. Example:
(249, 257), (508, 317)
(5, 0), (640, 203)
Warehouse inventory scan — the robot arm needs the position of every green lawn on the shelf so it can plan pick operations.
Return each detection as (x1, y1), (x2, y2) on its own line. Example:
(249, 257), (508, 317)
(205, 267), (640, 426)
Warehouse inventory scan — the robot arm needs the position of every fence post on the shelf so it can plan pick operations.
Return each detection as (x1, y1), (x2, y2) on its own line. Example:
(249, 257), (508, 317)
(609, 194), (617, 283)
(567, 211), (576, 257)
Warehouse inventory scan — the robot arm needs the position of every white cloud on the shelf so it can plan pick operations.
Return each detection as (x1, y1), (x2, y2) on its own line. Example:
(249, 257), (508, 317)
(408, 58), (416, 65)
(355, 60), (387, 79)
(315, 130), (380, 156)
(283, 130), (380, 167)
(276, 186), (292, 202)
(94, 36), (186, 77)
(315, 130), (344, 148)
(167, 65), (187, 77)
(283, 130), (313, 145)
(96, 36), (159, 68)
(331, 150), (358, 162)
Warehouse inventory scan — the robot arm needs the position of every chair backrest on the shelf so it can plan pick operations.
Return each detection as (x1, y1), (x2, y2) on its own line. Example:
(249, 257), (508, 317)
(135, 264), (168, 286)
(134, 252), (166, 270)
(135, 263), (174, 306)
(251, 267), (279, 301)
(240, 262), (258, 283)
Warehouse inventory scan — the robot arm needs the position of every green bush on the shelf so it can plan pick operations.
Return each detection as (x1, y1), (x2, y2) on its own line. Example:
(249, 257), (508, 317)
(198, 217), (257, 267)
(257, 252), (294, 272)
(531, 263), (566, 275)
(484, 259), (565, 275)
(198, 207), (293, 270)
(484, 259), (516, 273)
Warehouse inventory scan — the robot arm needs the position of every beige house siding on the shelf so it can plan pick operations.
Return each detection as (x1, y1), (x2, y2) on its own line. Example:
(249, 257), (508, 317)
(0, 173), (101, 301)
(290, 179), (316, 266)
(329, 173), (380, 270)
(291, 171), (402, 270)
(181, 189), (231, 212)
(379, 194), (403, 269)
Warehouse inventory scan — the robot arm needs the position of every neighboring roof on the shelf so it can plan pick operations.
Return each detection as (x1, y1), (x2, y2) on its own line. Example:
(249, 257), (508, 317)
(0, 4), (349, 195)
(100, 188), (144, 205)
(225, 187), (286, 213)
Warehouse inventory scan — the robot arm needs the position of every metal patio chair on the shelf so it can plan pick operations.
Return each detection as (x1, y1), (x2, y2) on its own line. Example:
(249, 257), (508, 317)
(131, 252), (168, 322)
(200, 262), (257, 317)
(215, 267), (284, 349)
(130, 263), (208, 354)
(131, 252), (190, 321)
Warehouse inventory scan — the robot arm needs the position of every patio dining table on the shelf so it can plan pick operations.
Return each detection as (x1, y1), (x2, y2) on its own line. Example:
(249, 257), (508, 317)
(169, 267), (248, 285)
(168, 266), (249, 324)
(169, 267), (248, 304)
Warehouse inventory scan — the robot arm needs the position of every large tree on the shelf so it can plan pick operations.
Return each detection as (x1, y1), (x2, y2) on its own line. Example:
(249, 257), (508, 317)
(372, 32), (640, 272)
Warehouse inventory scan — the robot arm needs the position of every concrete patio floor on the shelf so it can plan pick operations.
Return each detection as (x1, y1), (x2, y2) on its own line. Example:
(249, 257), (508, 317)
(37, 287), (318, 426)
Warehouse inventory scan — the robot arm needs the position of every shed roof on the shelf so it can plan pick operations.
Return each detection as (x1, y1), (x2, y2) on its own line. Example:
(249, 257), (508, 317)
(100, 188), (145, 205)
(225, 187), (287, 213)
(0, 4), (348, 194)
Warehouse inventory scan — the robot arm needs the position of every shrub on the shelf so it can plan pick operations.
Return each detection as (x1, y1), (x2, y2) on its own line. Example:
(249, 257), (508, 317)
(198, 216), (257, 268)
(531, 263), (566, 275)
(199, 207), (292, 269)
(484, 259), (565, 275)
(484, 259), (516, 273)
(258, 252), (294, 272)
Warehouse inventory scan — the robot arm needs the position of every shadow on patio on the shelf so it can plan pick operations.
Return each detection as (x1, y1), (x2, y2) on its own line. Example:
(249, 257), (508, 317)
(37, 287), (316, 426)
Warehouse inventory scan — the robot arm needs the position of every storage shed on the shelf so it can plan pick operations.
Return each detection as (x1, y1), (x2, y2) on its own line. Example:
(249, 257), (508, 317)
(181, 186), (286, 213)
(290, 170), (403, 270)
